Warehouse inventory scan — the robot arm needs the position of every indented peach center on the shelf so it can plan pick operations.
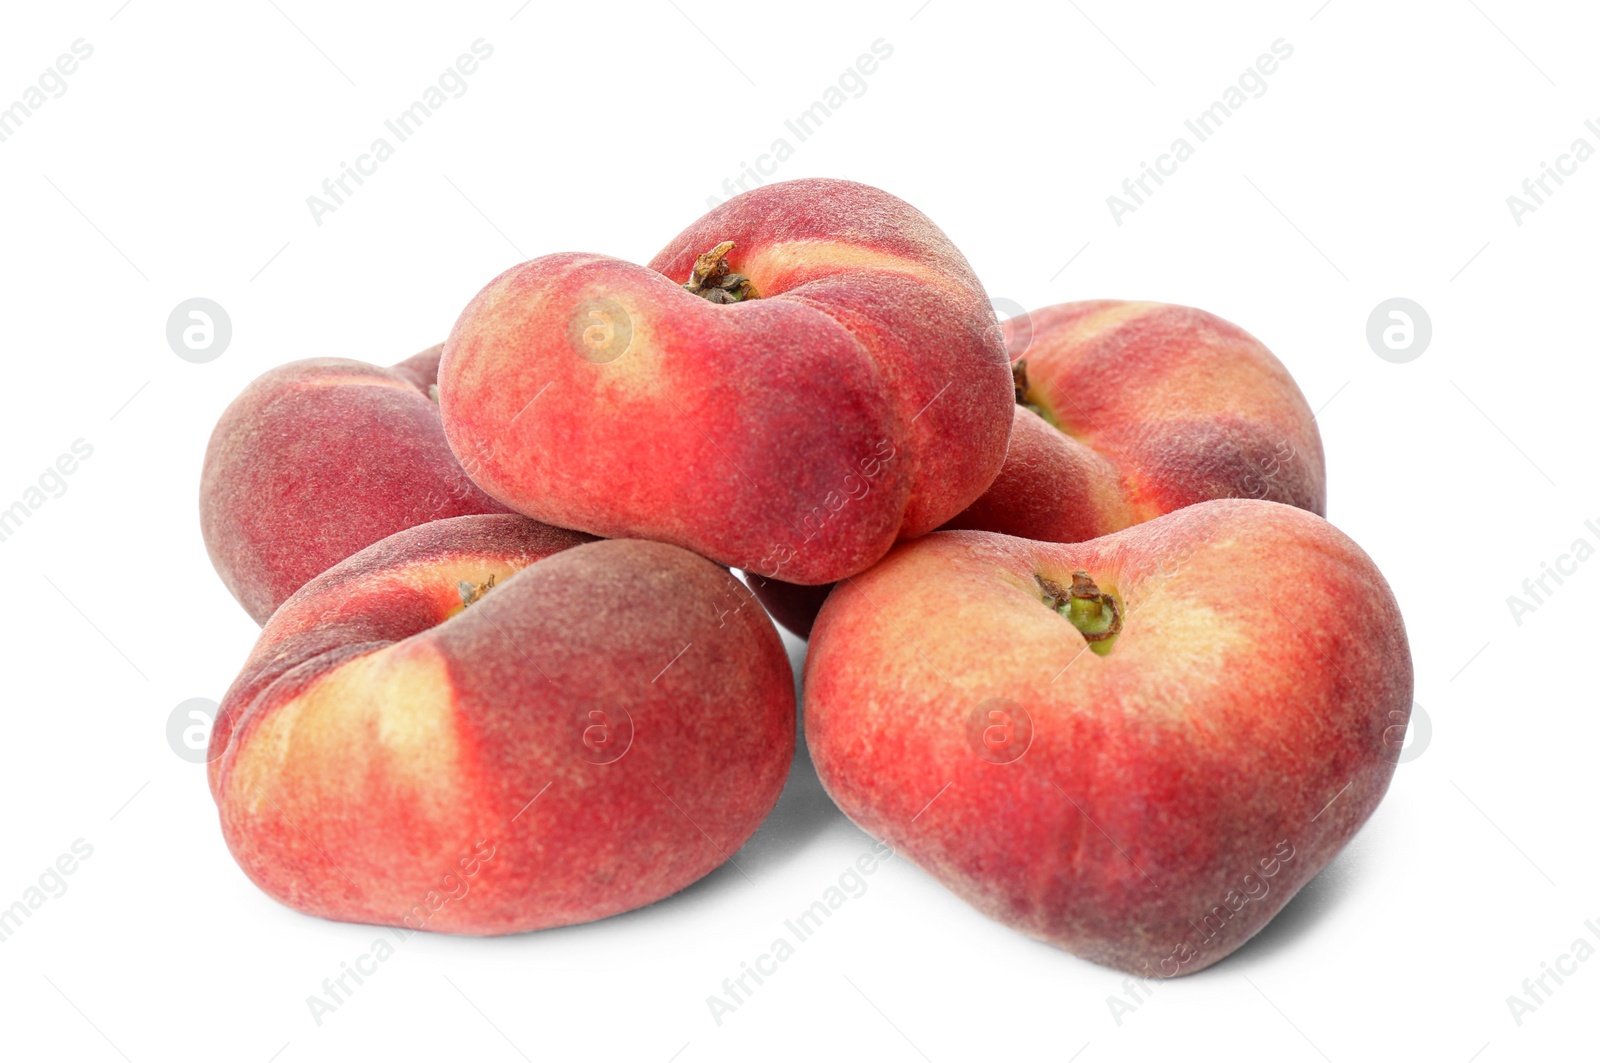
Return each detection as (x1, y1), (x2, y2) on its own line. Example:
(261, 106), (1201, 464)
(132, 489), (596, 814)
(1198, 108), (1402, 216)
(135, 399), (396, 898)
(1037, 570), (1122, 655)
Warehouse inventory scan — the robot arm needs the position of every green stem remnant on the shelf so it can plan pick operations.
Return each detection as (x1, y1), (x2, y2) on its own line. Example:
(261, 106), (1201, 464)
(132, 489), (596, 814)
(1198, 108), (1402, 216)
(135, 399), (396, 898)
(457, 573), (497, 609)
(683, 241), (755, 303)
(1036, 570), (1122, 655)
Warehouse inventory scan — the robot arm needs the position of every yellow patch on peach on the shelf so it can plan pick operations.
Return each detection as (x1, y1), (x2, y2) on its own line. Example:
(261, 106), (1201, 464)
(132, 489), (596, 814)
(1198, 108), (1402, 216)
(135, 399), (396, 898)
(1123, 595), (1242, 666)
(742, 240), (950, 292)
(226, 641), (467, 817)
(1083, 467), (1143, 530)
(309, 556), (520, 622)
(1019, 558), (1253, 702)
(409, 559), (516, 619)
(568, 294), (666, 399)
(289, 374), (418, 393)
(585, 341), (667, 403)
(1026, 302), (1157, 427)
(1051, 301), (1160, 349)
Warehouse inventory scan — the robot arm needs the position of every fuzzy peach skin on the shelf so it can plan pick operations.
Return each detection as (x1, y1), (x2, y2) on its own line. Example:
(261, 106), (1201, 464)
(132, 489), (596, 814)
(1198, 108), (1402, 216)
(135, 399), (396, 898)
(751, 300), (1327, 637)
(208, 514), (794, 934)
(804, 499), (1411, 975)
(200, 345), (511, 624)
(437, 178), (1013, 586)
(954, 299), (1326, 539)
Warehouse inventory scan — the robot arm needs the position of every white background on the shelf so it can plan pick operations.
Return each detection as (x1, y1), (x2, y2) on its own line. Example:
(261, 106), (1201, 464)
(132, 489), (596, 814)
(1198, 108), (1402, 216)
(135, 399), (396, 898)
(0, 1), (1594, 1060)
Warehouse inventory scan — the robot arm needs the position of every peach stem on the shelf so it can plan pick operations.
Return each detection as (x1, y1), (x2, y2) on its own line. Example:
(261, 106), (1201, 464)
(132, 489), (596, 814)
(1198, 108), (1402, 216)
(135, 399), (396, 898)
(457, 573), (497, 609)
(1036, 571), (1122, 654)
(683, 241), (755, 303)
(1011, 359), (1056, 427)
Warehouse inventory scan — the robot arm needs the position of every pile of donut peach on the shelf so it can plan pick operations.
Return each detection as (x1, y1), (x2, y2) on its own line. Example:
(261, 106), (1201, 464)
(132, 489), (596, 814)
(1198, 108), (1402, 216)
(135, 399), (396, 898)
(200, 178), (1411, 976)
